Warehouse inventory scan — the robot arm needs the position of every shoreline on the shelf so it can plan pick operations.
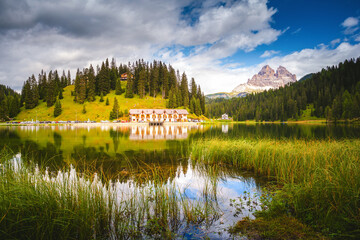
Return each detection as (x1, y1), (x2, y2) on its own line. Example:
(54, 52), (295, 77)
(0, 122), (200, 127)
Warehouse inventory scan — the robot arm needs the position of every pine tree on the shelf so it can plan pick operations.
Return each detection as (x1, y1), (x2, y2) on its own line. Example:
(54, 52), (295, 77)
(190, 78), (197, 99)
(99, 92), (104, 102)
(125, 72), (133, 98)
(59, 90), (63, 99)
(190, 97), (196, 114)
(195, 98), (202, 116)
(46, 74), (57, 107)
(106, 97), (109, 105)
(87, 65), (96, 102)
(67, 70), (71, 85)
(54, 99), (62, 117)
(115, 79), (123, 95)
(109, 97), (119, 120)
(180, 72), (189, 107)
(138, 69), (146, 98)
(82, 105), (87, 114)
(24, 79), (32, 109)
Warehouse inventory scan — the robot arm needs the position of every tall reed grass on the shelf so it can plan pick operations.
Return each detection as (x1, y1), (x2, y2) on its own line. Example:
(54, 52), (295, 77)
(0, 151), (220, 239)
(191, 138), (360, 237)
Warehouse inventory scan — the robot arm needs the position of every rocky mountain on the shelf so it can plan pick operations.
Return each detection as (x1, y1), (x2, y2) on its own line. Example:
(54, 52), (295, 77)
(232, 65), (297, 94)
(206, 65), (297, 99)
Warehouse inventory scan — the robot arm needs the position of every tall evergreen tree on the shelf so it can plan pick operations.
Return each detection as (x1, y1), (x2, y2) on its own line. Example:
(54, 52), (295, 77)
(54, 99), (62, 117)
(138, 69), (146, 98)
(67, 70), (71, 85)
(109, 97), (119, 120)
(115, 79), (123, 95)
(125, 72), (133, 98)
(180, 72), (189, 107)
(46, 72), (57, 107)
(87, 65), (96, 102)
(99, 92), (104, 102)
(190, 78), (197, 100)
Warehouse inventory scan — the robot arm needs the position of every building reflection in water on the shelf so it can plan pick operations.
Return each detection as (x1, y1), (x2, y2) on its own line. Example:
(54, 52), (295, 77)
(129, 125), (198, 140)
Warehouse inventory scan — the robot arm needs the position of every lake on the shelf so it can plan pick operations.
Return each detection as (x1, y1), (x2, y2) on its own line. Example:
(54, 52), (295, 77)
(1, 123), (359, 239)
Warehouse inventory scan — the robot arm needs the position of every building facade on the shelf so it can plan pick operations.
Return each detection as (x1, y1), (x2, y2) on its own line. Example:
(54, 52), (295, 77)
(222, 113), (229, 120)
(129, 109), (188, 122)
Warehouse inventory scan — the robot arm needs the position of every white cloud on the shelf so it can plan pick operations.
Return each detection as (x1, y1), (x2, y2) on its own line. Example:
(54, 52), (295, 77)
(262, 42), (360, 80)
(341, 17), (359, 28)
(1, 0), (359, 96)
(341, 16), (359, 35)
(291, 28), (301, 35)
(330, 38), (341, 46)
(260, 50), (280, 58)
(0, 0), (281, 92)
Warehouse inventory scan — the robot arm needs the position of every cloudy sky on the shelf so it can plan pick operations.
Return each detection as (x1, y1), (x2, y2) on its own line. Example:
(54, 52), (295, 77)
(1, 0), (360, 94)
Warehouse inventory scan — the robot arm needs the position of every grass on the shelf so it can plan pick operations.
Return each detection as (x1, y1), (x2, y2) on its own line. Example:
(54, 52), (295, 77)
(191, 138), (360, 238)
(229, 216), (328, 240)
(16, 84), (167, 121)
(0, 150), (221, 239)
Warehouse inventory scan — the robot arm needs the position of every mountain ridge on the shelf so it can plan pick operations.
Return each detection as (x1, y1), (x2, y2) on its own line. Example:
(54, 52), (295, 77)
(206, 65), (297, 99)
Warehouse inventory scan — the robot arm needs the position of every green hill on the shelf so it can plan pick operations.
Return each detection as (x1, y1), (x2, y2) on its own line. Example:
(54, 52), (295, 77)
(16, 84), (167, 121)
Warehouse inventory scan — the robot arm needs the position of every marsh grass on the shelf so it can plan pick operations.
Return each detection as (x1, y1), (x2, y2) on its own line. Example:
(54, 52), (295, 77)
(0, 150), (221, 239)
(191, 138), (360, 237)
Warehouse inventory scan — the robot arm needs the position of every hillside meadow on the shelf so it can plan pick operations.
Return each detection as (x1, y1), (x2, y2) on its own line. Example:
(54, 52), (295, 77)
(16, 84), (167, 122)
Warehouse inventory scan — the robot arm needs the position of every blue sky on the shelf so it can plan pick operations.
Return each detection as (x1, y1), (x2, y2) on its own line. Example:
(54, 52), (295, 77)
(1, 0), (360, 94)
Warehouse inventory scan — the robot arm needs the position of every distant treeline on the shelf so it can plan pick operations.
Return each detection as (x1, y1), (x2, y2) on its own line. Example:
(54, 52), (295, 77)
(21, 58), (206, 116)
(207, 57), (360, 121)
(0, 85), (21, 121)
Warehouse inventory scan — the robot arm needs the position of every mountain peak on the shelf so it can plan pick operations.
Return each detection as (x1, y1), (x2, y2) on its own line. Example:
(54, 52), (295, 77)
(259, 65), (275, 75)
(232, 65), (297, 94)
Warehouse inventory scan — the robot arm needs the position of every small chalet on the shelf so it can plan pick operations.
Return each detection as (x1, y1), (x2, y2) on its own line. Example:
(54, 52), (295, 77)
(120, 73), (130, 81)
(129, 109), (189, 122)
(222, 113), (229, 120)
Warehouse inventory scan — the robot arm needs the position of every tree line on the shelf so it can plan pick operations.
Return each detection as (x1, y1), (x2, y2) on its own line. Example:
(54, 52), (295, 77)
(21, 58), (206, 118)
(0, 85), (21, 121)
(206, 57), (360, 122)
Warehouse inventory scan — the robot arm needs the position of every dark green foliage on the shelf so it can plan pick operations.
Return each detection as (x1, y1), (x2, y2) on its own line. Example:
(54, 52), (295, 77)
(20, 58), (206, 113)
(106, 98), (109, 106)
(109, 97), (119, 120)
(58, 90), (63, 99)
(54, 99), (62, 117)
(99, 92), (104, 102)
(46, 71), (59, 107)
(180, 72), (189, 107)
(138, 69), (146, 98)
(115, 79), (123, 95)
(87, 65), (96, 102)
(125, 72), (133, 98)
(207, 57), (360, 121)
(0, 84), (20, 121)
(82, 105), (86, 114)
(74, 70), (86, 104)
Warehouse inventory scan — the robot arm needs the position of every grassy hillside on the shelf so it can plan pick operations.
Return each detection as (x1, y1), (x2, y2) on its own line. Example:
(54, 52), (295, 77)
(16, 84), (167, 121)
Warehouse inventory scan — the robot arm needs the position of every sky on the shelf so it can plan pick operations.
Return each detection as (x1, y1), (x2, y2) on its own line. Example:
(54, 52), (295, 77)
(1, 0), (360, 94)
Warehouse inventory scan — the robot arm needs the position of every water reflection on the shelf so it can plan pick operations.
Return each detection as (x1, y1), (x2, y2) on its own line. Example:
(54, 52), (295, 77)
(2, 123), (359, 238)
(129, 125), (191, 140)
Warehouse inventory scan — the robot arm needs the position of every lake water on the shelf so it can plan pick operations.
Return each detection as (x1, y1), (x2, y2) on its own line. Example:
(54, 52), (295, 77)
(1, 123), (359, 239)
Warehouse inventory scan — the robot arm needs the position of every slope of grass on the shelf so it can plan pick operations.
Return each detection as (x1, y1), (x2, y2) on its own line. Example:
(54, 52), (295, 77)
(191, 138), (360, 238)
(16, 84), (167, 121)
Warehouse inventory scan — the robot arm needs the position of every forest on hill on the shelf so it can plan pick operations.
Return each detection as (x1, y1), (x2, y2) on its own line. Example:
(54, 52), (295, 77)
(206, 57), (360, 122)
(0, 85), (21, 121)
(11, 58), (205, 120)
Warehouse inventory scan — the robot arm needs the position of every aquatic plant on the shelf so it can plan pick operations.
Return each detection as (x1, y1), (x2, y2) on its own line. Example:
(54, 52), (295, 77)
(192, 138), (360, 237)
(0, 151), (221, 239)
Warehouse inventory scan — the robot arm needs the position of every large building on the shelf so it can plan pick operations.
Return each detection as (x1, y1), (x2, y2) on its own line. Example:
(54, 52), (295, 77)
(129, 109), (189, 122)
